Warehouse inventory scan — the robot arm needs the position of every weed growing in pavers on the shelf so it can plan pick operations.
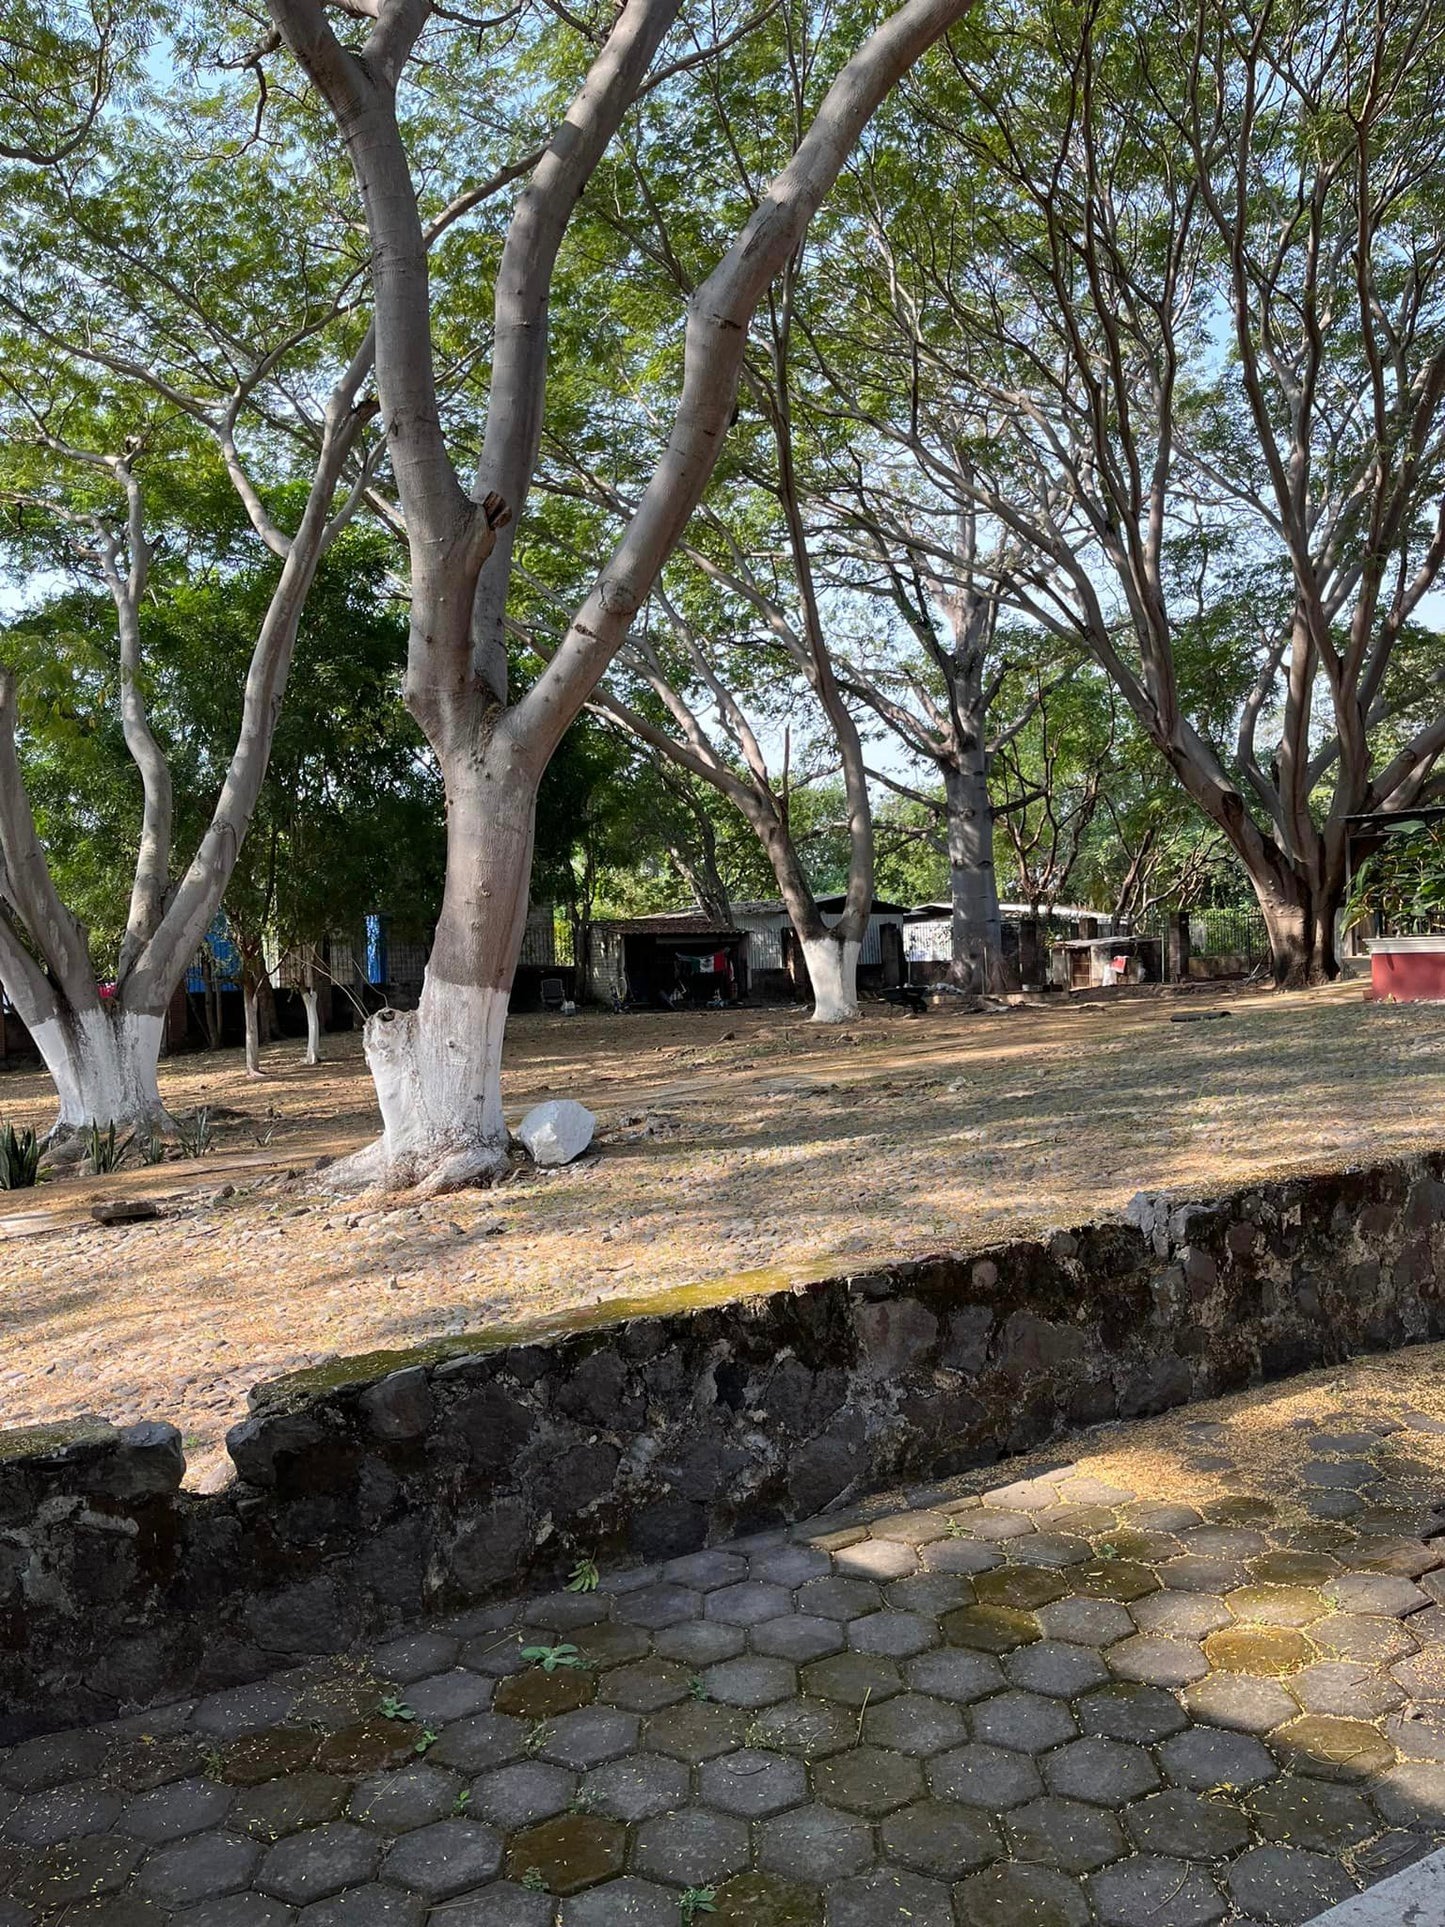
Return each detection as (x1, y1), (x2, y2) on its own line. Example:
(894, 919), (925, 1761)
(522, 1643), (589, 1672)
(524, 1721), (553, 1756)
(681, 1888), (717, 1920)
(413, 1727), (439, 1754)
(521, 1867), (547, 1891)
(567, 1558), (601, 1593)
(378, 1696), (417, 1722)
(689, 1676), (711, 1701)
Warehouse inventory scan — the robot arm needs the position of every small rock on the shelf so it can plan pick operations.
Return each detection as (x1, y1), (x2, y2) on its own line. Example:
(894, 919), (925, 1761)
(516, 1100), (595, 1167)
(91, 1200), (162, 1225)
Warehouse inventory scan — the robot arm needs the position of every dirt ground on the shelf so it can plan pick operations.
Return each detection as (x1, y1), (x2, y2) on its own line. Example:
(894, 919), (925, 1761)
(3, 981), (1442, 1490)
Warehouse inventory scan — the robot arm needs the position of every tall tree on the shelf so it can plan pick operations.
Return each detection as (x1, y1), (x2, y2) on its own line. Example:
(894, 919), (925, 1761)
(814, 0), (1445, 986)
(263, 0), (977, 1188)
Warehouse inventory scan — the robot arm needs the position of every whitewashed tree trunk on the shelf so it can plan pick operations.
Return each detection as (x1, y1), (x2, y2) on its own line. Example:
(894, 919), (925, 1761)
(29, 1004), (169, 1140)
(801, 933), (860, 1023)
(302, 986), (323, 1065)
(243, 981), (263, 1077)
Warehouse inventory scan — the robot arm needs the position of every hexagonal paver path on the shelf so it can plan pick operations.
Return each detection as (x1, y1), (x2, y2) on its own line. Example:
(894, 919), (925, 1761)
(5, 1359), (1445, 1923)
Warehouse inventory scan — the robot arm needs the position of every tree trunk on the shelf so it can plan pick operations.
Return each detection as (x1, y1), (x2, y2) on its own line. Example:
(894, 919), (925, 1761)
(302, 987), (323, 1066)
(29, 1002), (169, 1141)
(243, 978), (263, 1077)
(801, 932), (861, 1022)
(945, 759), (1006, 992)
(1255, 876), (1340, 989)
(328, 753), (535, 1193)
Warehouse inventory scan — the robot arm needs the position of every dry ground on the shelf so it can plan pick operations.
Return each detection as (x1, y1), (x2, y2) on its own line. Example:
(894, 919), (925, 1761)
(2, 982), (1441, 1490)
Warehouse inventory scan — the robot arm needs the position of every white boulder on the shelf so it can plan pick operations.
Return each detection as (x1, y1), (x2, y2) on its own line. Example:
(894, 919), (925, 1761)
(517, 1099), (595, 1167)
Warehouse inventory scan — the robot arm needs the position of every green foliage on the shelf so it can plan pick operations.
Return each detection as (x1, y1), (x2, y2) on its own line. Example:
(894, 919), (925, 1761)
(565, 1558), (600, 1594)
(174, 1108), (213, 1159)
(0, 1122), (41, 1189)
(1344, 823), (1445, 934)
(85, 1119), (128, 1173)
(521, 1643), (588, 1673)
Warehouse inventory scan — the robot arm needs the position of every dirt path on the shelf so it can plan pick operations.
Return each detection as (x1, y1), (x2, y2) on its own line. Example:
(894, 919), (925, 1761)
(3, 983), (1441, 1489)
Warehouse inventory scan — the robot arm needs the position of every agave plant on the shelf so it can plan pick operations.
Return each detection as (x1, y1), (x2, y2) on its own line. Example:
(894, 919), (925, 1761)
(86, 1120), (132, 1175)
(0, 1123), (41, 1190)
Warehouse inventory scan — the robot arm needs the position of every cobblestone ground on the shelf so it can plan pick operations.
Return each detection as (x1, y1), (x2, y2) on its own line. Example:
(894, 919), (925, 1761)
(5, 1366), (1445, 1927)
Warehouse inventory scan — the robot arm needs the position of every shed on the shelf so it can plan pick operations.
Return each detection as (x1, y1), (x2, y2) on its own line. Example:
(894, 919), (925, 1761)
(731, 895), (906, 998)
(1049, 933), (1163, 991)
(587, 911), (750, 1009)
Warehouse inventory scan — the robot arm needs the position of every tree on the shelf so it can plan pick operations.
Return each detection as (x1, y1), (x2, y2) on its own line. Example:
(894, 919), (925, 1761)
(830, 0), (1445, 985)
(263, 0), (978, 1188)
(0, 59), (378, 1138)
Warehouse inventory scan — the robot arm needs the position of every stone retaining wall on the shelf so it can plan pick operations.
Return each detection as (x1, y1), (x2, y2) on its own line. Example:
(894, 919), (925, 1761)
(4, 1154), (1444, 1740)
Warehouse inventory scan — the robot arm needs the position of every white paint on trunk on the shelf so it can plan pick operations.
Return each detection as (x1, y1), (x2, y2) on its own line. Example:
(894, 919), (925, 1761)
(328, 975), (512, 1194)
(30, 1006), (167, 1135)
(243, 984), (262, 1077)
(302, 988), (323, 1066)
(802, 934), (860, 1023)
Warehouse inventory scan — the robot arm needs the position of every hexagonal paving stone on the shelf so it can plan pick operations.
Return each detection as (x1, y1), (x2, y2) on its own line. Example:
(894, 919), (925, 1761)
(825, 1866), (955, 1926)
(698, 1747), (808, 1817)
(1225, 1844), (1353, 1925)
(1270, 1713), (1397, 1780)
(537, 1706), (640, 1770)
(880, 1798), (1001, 1877)
(642, 1700), (749, 1762)
(423, 1711), (527, 1778)
(1326, 1573), (1430, 1617)
(758, 1800), (875, 1882)
(705, 1581), (794, 1625)
(254, 1819), (381, 1911)
(1291, 1659), (1405, 1719)
(184, 1895), (298, 1927)
(1043, 1736), (1160, 1806)
(835, 1539), (920, 1581)
(632, 1804), (751, 1886)
(974, 1569), (1068, 1613)
(968, 1510), (1037, 1542)
(812, 1743), (924, 1815)
(1353, 1534), (1441, 1577)
(432, 1884), (552, 1924)
(1311, 1612), (1419, 1665)
(872, 1509), (952, 1545)
(1007, 1534), (1091, 1572)
(920, 1538), (1002, 1577)
(751, 1615), (847, 1663)
(664, 1549), (749, 1590)
(136, 1831), (260, 1907)
(381, 1817), (504, 1899)
(1007, 1795), (1126, 1872)
(928, 1742), (1042, 1812)
(116, 1776), (233, 1844)
(1203, 1625), (1314, 1675)
(13, 1834), (146, 1910)
(1, 1728), (110, 1790)
(223, 1726), (322, 1785)
(1078, 1683), (1188, 1744)
(231, 1772), (352, 1843)
(190, 1682), (302, 1740)
(1130, 1593), (1232, 1641)
(1181, 1672), (1298, 1734)
(1005, 1640), (1110, 1698)
(345, 1763), (462, 1833)
(468, 1759), (576, 1828)
(373, 1630), (461, 1684)
(615, 1583), (705, 1629)
(1224, 1585), (1326, 1628)
(940, 1605), (1041, 1654)
(596, 1658), (693, 1713)
(1124, 1789), (1250, 1860)
(403, 1669), (494, 1724)
(493, 1668), (596, 1722)
(1161, 1557), (1248, 1595)
(3, 1780), (122, 1848)
(861, 1692), (968, 1757)
(1249, 1776), (1376, 1849)
(1089, 1854), (1227, 1927)
(1157, 1725), (1276, 1792)
(709, 1870), (822, 1925)
(750, 1544), (832, 1586)
(886, 1573), (971, 1617)
(953, 1862), (1091, 1926)
(802, 1653), (903, 1708)
(1391, 1645), (1445, 1701)
(557, 1874), (679, 1925)
(971, 1690), (1077, 1755)
(1370, 1758), (1445, 1829)
(295, 1882), (426, 1925)
(847, 1612), (937, 1660)
(749, 1696), (856, 1760)
(578, 1751), (689, 1823)
(506, 1812), (627, 1895)
(1248, 1550), (1341, 1588)
(904, 1648), (1005, 1704)
(701, 1654), (799, 1708)
(653, 1621), (747, 1666)
(1035, 1597), (1135, 1648)
(1107, 1636), (1208, 1688)
(797, 1576), (886, 1621)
